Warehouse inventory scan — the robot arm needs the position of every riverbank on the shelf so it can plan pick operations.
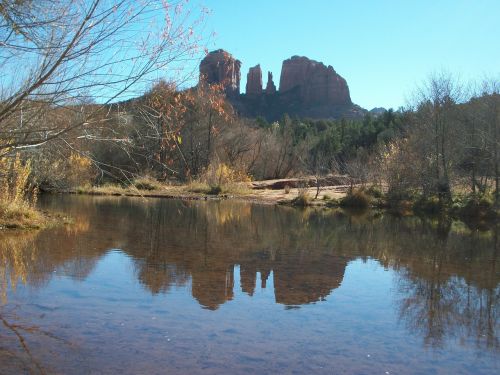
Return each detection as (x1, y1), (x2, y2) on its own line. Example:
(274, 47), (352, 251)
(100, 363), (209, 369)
(65, 180), (349, 206)
(0, 200), (71, 230)
(4, 176), (499, 230)
(64, 178), (500, 223)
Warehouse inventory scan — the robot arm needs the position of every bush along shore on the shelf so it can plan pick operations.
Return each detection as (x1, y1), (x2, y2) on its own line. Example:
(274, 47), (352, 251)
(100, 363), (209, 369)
(0, 156), (70, 230)
(319, 186), (500, 227)
(63, 174), (500, 227)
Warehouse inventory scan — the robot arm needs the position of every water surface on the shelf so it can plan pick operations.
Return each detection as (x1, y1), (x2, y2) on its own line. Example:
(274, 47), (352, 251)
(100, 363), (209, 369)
(0, 195), (499, 374)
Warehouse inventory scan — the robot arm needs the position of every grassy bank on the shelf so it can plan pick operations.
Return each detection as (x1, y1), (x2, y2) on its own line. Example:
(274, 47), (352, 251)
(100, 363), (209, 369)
(0, 201), (70, 230)
(0, 201), (44, 229)
(73, 179), (252, 199)
(322, 186), (500, 224)
(70, 176), (348, 206)
(58, 176), (500, 227)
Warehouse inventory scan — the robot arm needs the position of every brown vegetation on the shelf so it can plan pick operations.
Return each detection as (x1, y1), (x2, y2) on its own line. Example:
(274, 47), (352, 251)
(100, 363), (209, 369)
(0, 155), (44, 229)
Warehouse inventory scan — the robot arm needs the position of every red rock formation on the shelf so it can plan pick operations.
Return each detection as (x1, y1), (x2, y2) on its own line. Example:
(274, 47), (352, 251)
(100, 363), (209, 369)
(265, 71), (277, 94)
(199, 49), (241, 97)
(279, 56), (351, 106)
(197, 50), (363, 120)
(245, 64), (262, 95)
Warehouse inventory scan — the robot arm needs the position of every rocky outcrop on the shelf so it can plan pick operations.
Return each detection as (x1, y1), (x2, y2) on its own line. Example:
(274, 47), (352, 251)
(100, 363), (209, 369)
(246, 65), (262, 96)
(279, 56), (351, 106)
(199, 49), (364, 120)
(369, 107), (387, 117)
(265, 71), (277, 94)
(199, 49), (241, 97)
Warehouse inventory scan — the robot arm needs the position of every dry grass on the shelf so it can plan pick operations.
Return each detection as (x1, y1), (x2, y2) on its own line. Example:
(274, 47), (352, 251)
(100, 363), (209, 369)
(291, 188), (312, 207)
(132, 176), (163, 191)
(0, 201), (45, 229)
(76, 183), (127, 195)
(73, 178), (351, 206)
(0, 154), (54, 229)
(340, 189), (371, 209)
(186, 181), (211, 194)
(186, 180), (252, 196)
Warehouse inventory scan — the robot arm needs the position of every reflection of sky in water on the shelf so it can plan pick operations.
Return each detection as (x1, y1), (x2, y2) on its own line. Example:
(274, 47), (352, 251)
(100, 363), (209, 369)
(0, 195), (499, 374)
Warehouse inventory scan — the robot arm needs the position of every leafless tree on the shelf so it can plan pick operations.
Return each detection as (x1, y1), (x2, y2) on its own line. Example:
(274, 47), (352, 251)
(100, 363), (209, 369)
(0, 0), (208, 158)
(409, 71), (466, 199)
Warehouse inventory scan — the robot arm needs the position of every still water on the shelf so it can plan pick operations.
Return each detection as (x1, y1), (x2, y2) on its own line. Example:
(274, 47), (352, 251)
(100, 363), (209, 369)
(0, 195), (499, 374)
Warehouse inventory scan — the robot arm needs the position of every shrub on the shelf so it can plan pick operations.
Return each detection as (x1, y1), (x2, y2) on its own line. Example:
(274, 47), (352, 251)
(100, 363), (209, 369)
(0, 201), (44, 229)
(292, 188), (311, 207)
(187, 181), (210, 194)
(133, 176), (162, 191)
(459, 194), (496, 220)
(365, 185), (383, 198)
(31, 151), (96, 190)
(0, 154), (45, 229)
(199, 161), (252, 195)
(0, 155), (32, 203)
(340, 189), (371, 209)
(208, 185), (222, 195)
(325, 198), (341, 207)
(413, 195), (442, 214)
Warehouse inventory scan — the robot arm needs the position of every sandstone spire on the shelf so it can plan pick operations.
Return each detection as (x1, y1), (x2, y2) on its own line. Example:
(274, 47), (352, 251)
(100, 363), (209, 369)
(246, 64), (263, 95)
(265, 71), (277, 94)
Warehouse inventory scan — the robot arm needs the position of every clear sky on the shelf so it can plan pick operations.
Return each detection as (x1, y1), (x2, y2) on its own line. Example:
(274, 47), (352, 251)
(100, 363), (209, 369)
(200, 0), (500, 110)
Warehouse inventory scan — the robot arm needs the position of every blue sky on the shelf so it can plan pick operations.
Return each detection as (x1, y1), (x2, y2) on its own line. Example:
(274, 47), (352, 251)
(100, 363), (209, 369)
(200, 0), (500, 109)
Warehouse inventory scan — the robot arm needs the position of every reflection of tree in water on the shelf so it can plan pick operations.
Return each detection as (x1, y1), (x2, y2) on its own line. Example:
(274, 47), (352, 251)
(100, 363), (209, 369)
(0, 306), (77, 374)
(134, 203), (500, 351)
(395, 227), (500, 351)
(398, 273), (499, 351)
(0, 206), (103, 304)
(1, 196), (500, 353)
(0, 208), (98, 373)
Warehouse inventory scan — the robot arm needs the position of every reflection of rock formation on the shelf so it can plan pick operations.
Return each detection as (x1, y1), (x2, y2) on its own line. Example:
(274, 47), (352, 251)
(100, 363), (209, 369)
(240, 264), (257, 296)
(4, 195), (499, 353)
(273, 257), (346, 305)
(192, 266), (234, 310)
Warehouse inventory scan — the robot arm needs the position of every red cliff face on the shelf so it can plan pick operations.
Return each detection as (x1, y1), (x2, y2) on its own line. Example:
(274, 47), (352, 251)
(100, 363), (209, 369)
(246, 64), (263, 95)
(279, 56), (351, 106)
(199, 49), (241, 97)
(198, 50), (362, 120)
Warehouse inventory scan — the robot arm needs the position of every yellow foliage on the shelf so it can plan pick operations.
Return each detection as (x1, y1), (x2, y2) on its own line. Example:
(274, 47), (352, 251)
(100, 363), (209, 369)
(0, 154), (33, 206)
(65, 153), (95, 187)
(0, 231), (38, 304)
(0, 154), (48, 229)
(69, 153), (92, 170)
(203, 162), (252, 187)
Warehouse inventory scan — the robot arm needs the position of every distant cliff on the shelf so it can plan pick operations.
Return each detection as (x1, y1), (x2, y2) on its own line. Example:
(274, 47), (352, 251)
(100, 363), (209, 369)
(199, 49), (366, 120)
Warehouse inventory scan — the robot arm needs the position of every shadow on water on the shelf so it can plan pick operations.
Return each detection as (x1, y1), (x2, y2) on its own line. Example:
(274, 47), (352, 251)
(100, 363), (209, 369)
(0, 195), (499, 374)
